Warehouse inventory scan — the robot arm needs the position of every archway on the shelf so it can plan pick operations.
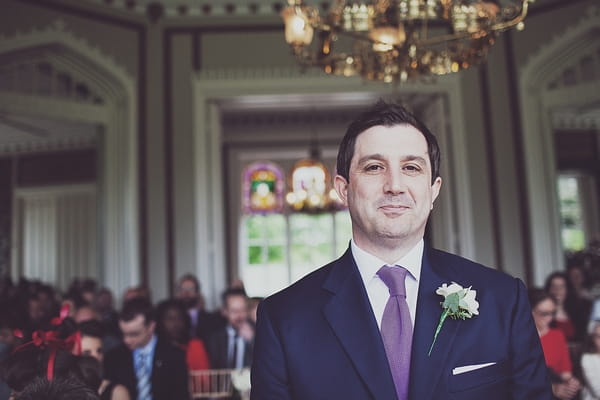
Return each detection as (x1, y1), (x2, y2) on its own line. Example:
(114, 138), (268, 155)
(0, 21), (139, 296)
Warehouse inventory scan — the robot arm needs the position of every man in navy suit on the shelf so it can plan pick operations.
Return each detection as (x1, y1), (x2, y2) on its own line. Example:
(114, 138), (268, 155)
(104, 297), (189, 400)
(251, 101), (552, 400)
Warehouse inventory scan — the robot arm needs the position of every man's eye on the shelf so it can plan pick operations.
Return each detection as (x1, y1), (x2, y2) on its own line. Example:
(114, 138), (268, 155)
(404, 164), (421, 172)
(365, 164), (382, 171)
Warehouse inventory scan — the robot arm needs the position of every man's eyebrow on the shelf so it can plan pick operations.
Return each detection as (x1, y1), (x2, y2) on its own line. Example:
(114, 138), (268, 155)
(356, 154), (386, 165)
(356, 154), (428, 165)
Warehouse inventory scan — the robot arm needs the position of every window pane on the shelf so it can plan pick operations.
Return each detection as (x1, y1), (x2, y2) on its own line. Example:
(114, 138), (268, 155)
(558, 175), (585, 252)
(248, 246), (263, 264)
(265, 214), (286, 240)
(246, 216), (264, 240)
(290, 214), (332, 244)
(267, 245), (285, 264)
(241, 209), (352, 297)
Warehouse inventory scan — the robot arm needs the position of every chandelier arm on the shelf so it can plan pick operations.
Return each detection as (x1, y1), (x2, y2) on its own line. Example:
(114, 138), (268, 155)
(490, 0), (531, 32)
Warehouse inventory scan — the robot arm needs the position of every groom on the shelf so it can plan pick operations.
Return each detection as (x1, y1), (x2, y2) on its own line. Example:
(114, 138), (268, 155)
(250, 100), (552, 400)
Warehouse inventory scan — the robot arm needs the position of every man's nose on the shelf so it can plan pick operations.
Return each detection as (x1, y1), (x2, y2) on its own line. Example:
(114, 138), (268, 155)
(383, 169), (406, 194)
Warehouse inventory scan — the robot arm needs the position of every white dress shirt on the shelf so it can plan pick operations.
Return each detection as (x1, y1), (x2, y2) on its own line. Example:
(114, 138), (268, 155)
(581, 353), (600, 400)
(352, 239), (423, 329)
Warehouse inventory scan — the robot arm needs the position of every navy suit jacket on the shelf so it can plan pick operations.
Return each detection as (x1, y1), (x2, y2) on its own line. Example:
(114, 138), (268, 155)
(104, 338), (190, 400)
(251, 246), (552, 400)
(206, 326), (254, 369)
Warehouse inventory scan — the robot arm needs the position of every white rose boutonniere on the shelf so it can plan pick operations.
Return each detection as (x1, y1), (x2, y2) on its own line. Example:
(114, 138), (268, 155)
(428, 282), (479, 356)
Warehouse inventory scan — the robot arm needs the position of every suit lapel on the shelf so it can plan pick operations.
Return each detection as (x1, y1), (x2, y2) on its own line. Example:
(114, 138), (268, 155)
(322, 249), (397, 400)
(409, 248), (461, 399)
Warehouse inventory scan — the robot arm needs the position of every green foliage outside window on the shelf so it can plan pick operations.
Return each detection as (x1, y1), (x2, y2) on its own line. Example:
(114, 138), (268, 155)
(242, 210), (351, 297)
(558, 175), (585, 252)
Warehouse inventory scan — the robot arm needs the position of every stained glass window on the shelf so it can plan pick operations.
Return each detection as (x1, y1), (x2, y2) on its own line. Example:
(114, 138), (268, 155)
(242, 162), (284, 214)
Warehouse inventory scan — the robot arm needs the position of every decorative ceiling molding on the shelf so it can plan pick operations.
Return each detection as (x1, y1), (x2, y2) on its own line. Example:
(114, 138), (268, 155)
(552, 106), (600, 130)
(78, 0), (317, 19)
(521, 6), (600, 92)
(0, 112), (98, 156)
(0, 19), (133, 86)
(0, 19), (135, 155)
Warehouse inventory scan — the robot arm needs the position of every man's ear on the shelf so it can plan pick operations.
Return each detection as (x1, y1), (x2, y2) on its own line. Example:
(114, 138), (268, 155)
(430, 176), (442, 209)
(334, 175), (349, 206)
(148, 320), (156, 333)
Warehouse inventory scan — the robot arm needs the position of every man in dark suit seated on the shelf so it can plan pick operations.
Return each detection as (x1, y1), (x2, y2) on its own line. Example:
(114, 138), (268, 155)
(206, 288), (254, 370)
(175, 274), (225, 342)
(104, 297), (189, 400)
(251, 100), (553, 400)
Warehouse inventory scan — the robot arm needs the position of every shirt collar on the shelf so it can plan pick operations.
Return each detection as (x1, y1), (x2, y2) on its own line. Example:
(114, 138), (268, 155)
(134, 334), (157, 358)
(351, 239), (424, 286)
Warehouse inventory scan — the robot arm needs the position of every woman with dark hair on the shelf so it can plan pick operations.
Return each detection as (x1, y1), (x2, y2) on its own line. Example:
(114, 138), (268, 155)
(529, 288), (581, 400)
(155, 299), (210, 373)
(0, 308), (102, 399)
(2, 347), (88, 394)
(545, 271), (592, 342)
(78, 321), (130, 400)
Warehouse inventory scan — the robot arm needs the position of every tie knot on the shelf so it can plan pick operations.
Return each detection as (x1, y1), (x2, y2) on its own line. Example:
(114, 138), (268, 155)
(377, 265), (408, 297)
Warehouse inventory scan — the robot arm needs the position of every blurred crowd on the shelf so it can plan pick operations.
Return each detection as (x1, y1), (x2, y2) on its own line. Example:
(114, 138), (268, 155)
(1, 242), (600, 399)
(529, 241), (600, 400)
(0, 273), (261, 400)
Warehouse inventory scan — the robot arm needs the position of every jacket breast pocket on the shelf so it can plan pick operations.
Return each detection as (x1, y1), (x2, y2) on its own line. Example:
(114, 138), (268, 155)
(449, 359), (510, 396)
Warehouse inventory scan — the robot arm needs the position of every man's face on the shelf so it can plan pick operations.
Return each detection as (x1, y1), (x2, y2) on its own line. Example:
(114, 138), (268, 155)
(119, 314), (155, 351)
(176, 279), (199, 308)
(334, 124), (442, 254)
(223, 295), (248, 331)
(162, 307), (186, 342)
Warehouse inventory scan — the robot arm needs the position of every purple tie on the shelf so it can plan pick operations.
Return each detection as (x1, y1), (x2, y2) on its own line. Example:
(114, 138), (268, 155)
(377, 265), (413, 400)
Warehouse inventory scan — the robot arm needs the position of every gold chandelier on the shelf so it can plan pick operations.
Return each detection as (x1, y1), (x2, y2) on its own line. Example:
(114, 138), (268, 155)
(281, 0), (532, 83)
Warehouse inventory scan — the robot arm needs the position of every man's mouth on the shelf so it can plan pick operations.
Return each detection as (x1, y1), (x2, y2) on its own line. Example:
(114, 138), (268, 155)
(379, 204), (410, 211)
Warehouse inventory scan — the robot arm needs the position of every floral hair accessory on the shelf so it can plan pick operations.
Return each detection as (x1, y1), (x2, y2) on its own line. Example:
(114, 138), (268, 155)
(428, 282), (479, 356)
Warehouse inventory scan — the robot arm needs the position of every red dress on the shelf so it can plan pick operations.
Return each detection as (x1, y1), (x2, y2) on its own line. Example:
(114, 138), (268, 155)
(540, 328), (572, 374)
(184, 338), (210, 371)
(185, 339), (211, 396)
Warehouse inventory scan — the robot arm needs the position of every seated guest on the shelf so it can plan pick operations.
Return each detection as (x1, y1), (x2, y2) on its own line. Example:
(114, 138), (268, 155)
(155, 299), (210, 371)
(14, 377), (99, 400)
(545, 272), (591, 342)
(568, 264), (593, 301)
(175, 274), (224, 341)
(1, 335), (100, 399)
(581, 322), (600, 400)
(206, 288), (254, 370)
(529, 288), (581, 400)
(79, 321), (130, 400)
(103, 297), (189, 400)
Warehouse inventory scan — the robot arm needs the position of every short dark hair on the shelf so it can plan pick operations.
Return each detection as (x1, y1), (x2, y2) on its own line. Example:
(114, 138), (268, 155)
(527, 288), (554, 309)
(1, 348), (89, 393)
(78, 320), (105, 340)
(14, 376), (99, 400)
(336, 100), (441, 184)
(221, 288), (247, 308)
(119, 297), (155, 324)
